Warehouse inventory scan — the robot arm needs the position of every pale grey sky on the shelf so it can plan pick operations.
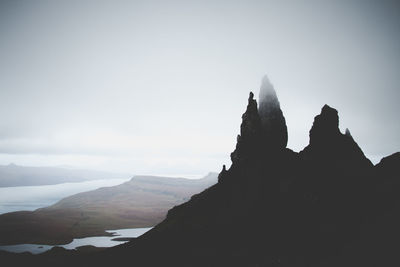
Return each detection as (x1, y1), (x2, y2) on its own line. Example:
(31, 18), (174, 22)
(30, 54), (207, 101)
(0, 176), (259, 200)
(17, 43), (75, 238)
(0, 0), (399, 176)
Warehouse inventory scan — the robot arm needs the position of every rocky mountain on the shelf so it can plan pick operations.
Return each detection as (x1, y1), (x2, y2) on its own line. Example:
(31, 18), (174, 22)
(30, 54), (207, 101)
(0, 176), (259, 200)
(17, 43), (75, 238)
(3, 79), (399, 267)
(96, 81), (398, 267)
(0, 173), (217, 245)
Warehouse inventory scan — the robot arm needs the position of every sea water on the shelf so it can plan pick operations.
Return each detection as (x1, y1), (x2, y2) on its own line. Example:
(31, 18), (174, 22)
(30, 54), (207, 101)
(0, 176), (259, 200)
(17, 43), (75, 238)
(0, 227), (152, 254)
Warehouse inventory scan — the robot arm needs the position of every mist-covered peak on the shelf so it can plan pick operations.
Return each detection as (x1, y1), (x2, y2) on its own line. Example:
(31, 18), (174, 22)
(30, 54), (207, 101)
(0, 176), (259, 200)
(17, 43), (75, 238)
(259, 75), (279, 106)
(258, 75), (288, 149)
(230, 77), (289, 165)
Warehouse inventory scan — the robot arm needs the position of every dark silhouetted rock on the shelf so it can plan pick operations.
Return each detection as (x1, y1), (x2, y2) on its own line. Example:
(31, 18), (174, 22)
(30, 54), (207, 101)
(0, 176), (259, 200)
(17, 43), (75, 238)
(301, 104), (372, 170)
(230, 92), (263, 164)
(376, 152), (400, 178)
(217, 165), (227, 183)
(230, 77), (289, 165)
(258, 75), (288, 149)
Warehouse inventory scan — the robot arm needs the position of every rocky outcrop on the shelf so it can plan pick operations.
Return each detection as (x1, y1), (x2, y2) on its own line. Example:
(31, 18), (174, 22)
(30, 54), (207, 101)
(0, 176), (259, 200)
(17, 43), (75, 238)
(230, 76), (289, 164)
(230, 92), (263, 164)
(308, 104), (341, 147)
(301, 104), (373, 170)
(258, 75), (288, 149)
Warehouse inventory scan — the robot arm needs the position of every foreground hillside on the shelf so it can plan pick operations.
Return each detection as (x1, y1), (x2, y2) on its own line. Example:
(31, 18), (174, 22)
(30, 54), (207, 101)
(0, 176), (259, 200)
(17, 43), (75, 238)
(0, 173), (217, 245)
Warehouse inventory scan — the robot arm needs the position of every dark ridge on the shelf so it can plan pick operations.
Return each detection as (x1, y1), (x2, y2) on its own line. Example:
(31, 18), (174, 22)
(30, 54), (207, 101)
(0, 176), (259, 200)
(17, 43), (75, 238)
(376, 152), (400, 172)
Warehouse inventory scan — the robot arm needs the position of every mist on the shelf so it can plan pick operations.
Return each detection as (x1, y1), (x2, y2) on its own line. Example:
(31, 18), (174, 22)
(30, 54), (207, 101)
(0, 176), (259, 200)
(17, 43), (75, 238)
(0, 0), (399, 174)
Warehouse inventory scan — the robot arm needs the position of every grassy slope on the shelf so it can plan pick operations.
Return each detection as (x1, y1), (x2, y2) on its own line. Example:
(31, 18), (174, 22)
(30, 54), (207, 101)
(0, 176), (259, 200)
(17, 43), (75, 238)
(0, 173), (217, 245)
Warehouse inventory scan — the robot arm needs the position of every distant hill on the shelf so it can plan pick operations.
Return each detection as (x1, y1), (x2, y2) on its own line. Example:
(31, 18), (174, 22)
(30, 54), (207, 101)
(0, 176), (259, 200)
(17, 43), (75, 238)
(0, 173), (217, 245)
(0, 164), (129, 187)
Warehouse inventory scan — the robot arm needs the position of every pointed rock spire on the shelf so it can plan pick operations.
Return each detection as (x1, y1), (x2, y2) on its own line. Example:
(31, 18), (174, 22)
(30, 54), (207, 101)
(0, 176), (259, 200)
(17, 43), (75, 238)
(230, 92), (263, 164)
(258, 75), (288, 149)
(218, 165), (228, 183)
(230, 76), (289, 165)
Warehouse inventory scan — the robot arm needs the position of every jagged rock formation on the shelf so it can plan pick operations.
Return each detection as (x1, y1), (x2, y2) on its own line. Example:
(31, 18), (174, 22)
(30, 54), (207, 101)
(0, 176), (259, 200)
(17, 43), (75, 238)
(258, 75), (288, 149)
(93, 79), (391, 267)
(231, 76), (288, 164)
(230, 92), (263, 164)
(9, 78), (400, 267)
(300, 104), (373, 170)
